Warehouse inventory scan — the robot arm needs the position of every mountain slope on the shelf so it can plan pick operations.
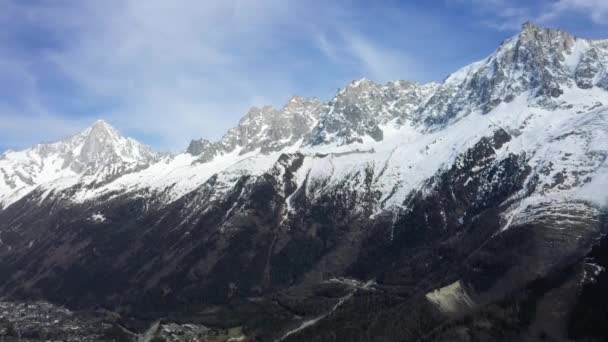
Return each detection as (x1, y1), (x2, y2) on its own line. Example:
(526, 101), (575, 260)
(0, 23), (608, 341)
(0, 120), (159, 209)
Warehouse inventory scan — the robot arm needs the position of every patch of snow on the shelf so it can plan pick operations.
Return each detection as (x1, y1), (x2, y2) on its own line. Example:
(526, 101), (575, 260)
(90, 213), (106, 223)
(426, 280), (474, 315)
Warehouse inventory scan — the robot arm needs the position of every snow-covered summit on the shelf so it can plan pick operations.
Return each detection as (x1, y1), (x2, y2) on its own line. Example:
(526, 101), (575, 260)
(77, 120), (158, 167)
(422, 22), (608, 125)
(0, 120), (159, 208)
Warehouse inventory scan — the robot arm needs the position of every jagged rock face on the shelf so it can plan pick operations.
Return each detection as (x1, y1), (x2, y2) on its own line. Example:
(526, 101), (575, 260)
(422, 22), (607, 125)
(186, 138), (220, 163)
(222, 96), (323, 153)
(576, 42), (608, 90)
(307, 79), (438, 145)
(1, 23), (608, 341)
(187, 96), (323, 161)
(77, 121), (154, 167)
(189, 23), (608, 150)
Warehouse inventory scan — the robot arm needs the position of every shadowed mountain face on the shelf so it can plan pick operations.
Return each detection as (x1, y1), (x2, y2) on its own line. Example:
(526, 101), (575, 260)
(1, 23), (608, 341)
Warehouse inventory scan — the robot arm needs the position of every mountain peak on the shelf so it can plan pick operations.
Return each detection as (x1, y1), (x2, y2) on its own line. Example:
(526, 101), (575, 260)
(283, 96), (322, 113)
(516, 21), (576, 45)
(423, 22), (600, 125)
(86, 119), (118, 137)
(92, 119), (111, 127)
(347, 78), (375, 90)
(0, 118), (160, 208)
(76, 119), (158, 168)
(91, 119), (113, 128)
(286, 95), (312, 105)
(521, 21), (540, 34)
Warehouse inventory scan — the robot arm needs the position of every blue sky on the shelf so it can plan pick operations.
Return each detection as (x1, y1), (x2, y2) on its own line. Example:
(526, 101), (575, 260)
(1, 0), (607, 152)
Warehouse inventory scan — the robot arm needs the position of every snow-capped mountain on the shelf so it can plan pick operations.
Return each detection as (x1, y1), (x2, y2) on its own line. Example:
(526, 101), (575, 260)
(0, 120), (159, 208)
(423, 22), (608, 124)
(0, 23), (608, 341)
(12, 22), (604, 216)
(306, 79), (438, 145)
(187, 96), (324, 161)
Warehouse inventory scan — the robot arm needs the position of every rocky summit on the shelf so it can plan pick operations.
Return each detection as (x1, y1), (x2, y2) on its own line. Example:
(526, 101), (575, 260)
(1, 22), (608, 341)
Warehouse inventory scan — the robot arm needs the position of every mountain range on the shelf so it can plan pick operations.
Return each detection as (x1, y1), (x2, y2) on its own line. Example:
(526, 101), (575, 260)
(1, 22), (608, 341)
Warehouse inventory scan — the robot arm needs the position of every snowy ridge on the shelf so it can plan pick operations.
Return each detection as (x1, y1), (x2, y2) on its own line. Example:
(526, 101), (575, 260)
(421, 22), (608, 126)
(1, 23), (608, 225)
(186, 96), (324, 162)
(0, 120), (159, 208)
(307, 79), (439, 145)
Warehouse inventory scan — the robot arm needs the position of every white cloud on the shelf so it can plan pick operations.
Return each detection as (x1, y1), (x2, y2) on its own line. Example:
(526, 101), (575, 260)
(343, 32), (414, 83)
(315, 33), (342, 64)
(315, 29), (420, 83)
(452, 0), (608, 31)
(446, 0), (530, 31)
(540, 0), (608, 25)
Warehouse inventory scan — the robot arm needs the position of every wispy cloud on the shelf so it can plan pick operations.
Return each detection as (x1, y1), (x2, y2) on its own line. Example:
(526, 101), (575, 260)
(343, 31), (416, 82)
(315, 29), (421, 83)
(451, 0), (608, 31)
(539, 0), (608, 25)
(446, 0), (531, 31)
